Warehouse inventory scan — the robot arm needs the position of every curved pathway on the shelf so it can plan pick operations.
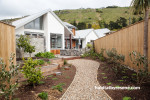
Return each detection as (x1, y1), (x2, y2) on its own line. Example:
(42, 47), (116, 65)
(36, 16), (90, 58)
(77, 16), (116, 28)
(60, 59), (112, 100)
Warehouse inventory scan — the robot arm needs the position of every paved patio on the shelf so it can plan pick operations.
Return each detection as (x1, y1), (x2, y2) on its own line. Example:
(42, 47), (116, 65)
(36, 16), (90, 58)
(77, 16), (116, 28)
(60, 59), (112, 100)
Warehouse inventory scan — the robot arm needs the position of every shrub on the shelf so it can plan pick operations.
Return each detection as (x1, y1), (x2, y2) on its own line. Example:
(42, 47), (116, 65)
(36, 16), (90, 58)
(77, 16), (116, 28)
(35, 52), (43, 57)
(97, 48), (105, 61)
(17, 35), (35, 57)
(129, 51), (150, 85)
(38, 92), (48, 100)
(86, 43), (92, 49)
(64, 60), (67, 65)
(0, 54), (19, 100)
(21, 58), (43, 87)
(52, 83), (65, 92)
(37, 59), (45, 65)
(35, 52), (55, 59)
(81, 49), (98, 59)
(106, 48), (125, 75)
(47, 61), (51, 64)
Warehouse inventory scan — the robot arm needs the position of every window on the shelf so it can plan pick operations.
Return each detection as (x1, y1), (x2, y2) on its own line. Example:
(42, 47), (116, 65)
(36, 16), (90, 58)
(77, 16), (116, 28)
(51, 34), (62, 49)
(24, 16), (43, 30)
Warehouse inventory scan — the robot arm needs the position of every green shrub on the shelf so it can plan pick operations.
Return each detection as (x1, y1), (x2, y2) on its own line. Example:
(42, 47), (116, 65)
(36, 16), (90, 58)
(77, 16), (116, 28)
(47, 61), (51, 64)
(21, 58), (43, 87)
(35, 52), (55, 59)
(86, 43), (92, 49)
(64, 60), (67, 65)
(0, 54), (19, 100)
(106, 48), (125, 75)
(38, 92), (48, 100)
(52, 83), (65, 92)
(17, 35), (35, 57)
(37, 59), (45, 65)
(35, 52), (43, 57)
(129, 51), (150, 85)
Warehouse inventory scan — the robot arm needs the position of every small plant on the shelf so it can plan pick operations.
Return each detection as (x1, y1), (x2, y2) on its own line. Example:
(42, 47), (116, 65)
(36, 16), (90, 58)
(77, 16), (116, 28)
(65, 76), (70, 79)
(123, 96), (132, 100)
(129, 51), (150, 85)
(118, 80), (124, 82)
(21, 58), (43, 87)
(17, 35), (35, 58)
(106, 82), (112, 85)
(86, 43), (92, 49)
(37, 59), (45, 65)
(64, 60), (67, 65)
(38, 92), (48, 100)
(103, 77), (107, 79)
(52, 83), (65, 92)
(122, 76), (129, 79)
(48, 75), (53, 78)
(106, 48), (125, 76)
(47, 61), (51, 64)
(101, 73), (105, 75)
(39, 81), (45, 84)
(35, 52), (55, 59)
(0, 54), (19, 100)
(52, 78), (58, 80)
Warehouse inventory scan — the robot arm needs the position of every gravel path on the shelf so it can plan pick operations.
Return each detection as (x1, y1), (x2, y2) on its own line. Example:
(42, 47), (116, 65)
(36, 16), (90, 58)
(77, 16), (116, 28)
(60, 59), (112, 100)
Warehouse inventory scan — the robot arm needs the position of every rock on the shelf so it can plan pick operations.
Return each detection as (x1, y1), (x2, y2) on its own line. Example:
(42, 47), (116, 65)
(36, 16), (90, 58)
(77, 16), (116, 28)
(55, 72), (62, 75)
(64, 66), (70, 70)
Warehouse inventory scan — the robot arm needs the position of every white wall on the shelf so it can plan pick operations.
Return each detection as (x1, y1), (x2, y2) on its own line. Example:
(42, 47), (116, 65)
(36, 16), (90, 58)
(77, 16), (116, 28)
(15, 11), (65, 52)
(84, 31), (98, 48)
(47, 12), (65, 51)
(15, 26), (24, 35)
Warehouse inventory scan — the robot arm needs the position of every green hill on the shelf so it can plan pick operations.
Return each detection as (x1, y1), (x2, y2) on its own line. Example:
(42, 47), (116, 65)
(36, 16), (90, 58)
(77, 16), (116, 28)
(1, 7), (144, 30)
(54, 7), (144, 29)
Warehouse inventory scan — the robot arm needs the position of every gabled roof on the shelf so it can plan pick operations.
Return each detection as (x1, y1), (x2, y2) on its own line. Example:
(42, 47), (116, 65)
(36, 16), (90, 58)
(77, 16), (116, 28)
(74, 29), (98, 39)
(63, 22), (77, 29)
(94, 28), (110, 38)
(12, 9), (73, 35)
(12, 9), (51, 29)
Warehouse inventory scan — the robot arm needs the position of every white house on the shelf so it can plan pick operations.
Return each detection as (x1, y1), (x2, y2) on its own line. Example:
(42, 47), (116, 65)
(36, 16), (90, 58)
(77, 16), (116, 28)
(12, 9), (73, 54)
(72, 29), (99, 49)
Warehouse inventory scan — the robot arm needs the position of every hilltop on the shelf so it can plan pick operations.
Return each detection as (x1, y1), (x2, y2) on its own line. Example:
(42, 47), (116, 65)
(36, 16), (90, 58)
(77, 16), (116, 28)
(1, 7), (144, 30)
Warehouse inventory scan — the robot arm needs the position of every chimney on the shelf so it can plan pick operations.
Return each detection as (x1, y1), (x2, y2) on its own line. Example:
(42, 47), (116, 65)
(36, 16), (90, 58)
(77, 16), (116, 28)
(72, 28), (75, 36)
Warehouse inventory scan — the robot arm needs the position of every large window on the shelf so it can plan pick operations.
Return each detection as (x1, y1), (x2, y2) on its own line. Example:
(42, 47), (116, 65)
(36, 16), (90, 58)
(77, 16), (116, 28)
(51, 34), (62, 49)
(24, 16), (43, 30)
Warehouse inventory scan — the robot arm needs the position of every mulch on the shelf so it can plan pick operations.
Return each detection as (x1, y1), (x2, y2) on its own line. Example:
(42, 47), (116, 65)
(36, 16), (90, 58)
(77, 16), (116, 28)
(13, 65), (76, 100)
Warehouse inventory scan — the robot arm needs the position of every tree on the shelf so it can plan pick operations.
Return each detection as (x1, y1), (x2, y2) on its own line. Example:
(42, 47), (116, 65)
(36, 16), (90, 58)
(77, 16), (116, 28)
(138, 17), (143, 21)
(132, 17), (137, 24)
(77, 22), (86, 30)
(17, 35), (35, 58)
(116, 17), (127, 28)
(131, 0), (150, 72)
(71, 20), (77, 27)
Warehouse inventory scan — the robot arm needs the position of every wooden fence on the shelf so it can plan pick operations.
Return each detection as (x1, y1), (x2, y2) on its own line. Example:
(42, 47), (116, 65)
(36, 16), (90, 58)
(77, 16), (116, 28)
(94, 19), (150, 72)
(0, 21), (16, 68)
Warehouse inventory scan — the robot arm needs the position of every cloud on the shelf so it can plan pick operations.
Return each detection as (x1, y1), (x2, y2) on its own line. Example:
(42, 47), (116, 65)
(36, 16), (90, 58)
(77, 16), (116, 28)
(0, 0), (132, 20)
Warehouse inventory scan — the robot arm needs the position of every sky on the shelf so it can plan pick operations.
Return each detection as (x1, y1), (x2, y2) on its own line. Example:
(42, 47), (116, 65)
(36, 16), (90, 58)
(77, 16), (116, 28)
(0, 0), (132, 20)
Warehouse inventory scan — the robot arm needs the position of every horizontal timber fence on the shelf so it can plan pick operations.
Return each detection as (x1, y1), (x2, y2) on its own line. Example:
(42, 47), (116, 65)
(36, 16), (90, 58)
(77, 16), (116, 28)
(0, 21), (16, 68)
(94, 19), (150, 72)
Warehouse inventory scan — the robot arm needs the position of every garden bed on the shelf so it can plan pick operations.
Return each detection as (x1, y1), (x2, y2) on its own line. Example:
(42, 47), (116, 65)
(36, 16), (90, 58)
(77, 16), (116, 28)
(13, 64), (76, 100)
(96, 60), (150, 100)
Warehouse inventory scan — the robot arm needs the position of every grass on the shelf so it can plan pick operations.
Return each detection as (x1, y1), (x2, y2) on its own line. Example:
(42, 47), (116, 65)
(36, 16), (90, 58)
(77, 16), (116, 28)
(48, 75), (53, 78)
(54, 7), (143, 27)
(101, 73), (105, 75)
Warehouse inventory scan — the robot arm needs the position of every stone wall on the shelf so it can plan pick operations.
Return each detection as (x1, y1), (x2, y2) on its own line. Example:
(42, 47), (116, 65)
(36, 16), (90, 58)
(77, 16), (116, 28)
(16, 35), (45, 58)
